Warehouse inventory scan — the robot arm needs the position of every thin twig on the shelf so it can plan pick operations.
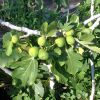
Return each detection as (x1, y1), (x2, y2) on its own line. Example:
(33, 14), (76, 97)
(0, 19), (40, 38)
(83, 14), (100, 25)
(90, 17), (100, 30)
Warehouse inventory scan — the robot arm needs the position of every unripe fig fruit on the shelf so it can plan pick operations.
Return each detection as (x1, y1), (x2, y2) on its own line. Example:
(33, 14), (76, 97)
(38, 49), (48, 60)
(65, 29), (74, 36)
(66, 36), (75, 45)
(55, 37), (65, 47)
(28, 46), (39, 57)
(38, 36), (46, 46)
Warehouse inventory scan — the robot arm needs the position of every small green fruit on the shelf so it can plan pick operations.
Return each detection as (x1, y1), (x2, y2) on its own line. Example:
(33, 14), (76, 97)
(66, 36), (75, 45)
(38, 36), (46, 46)
(11, 35), (18, 43)
(65, 29), (74, 36)
(55, 37), (65, 47)
(28, 47), (39, 57)
(38, 49), (48, 60)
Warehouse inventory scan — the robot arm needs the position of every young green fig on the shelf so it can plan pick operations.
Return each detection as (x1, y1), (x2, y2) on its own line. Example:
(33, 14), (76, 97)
(28, 46), (39, 57)
(38, 36), (46, 46)
(55, 37), (65, 47)
(38, 49), (49, 60)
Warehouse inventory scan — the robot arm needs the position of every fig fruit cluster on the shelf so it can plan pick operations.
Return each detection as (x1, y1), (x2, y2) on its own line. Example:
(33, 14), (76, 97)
(28, 36), (48, 60)
(55, 29), (75, 47)
(28, 30), (75, 60)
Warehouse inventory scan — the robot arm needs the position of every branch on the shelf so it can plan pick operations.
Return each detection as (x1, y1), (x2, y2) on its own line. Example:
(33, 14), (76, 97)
(90, 17), (100, 30)
(89, 58), (95, 100)
(0, 19), (40, 38)
(43, 63), (55, 90)
(0, 67), (12, 76)
(83, 14), (100, 25)
(91, 0), (94, 16)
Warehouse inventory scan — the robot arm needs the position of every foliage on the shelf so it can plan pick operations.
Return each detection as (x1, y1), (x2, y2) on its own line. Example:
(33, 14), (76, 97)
(0, 0), (100, 99)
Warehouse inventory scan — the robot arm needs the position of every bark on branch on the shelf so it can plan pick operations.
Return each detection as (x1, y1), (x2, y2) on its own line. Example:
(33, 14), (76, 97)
(83, 14), (100, 25)
(90, 17), (100, 30)
(0, 19), (40, 38)
(89, 0), (95, 99)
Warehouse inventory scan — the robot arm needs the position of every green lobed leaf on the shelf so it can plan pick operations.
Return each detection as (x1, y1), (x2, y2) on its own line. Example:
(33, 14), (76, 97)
(51, 63), (68, 84)
(61, 23), (74, 32)
(47, 21), (57, 32)
(47, 29), (57, 37)
(3, 32), (12, 48)
(97, 59), (100, 66)
(70, 14), (79, 24)
(39, 65), (49, 72)
(0, 52), (10, 67)
(34, 81), (44, 98)
(82, 28), (91, 34)
(0, 49), (25, 68)
(6, 41), (13, 56)
(3, 32), (13, 56)
(13, 94), (22, 100)
(41, 21), (48, 34)
(66, 49), (83, 75)
(58, 53), (67, 66)
(12, 58), (38, 86)
(80, 33), (94, 42)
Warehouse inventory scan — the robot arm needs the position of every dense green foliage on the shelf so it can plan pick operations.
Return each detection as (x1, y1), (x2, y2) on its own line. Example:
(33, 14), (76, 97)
(0, 0), (100, 100)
